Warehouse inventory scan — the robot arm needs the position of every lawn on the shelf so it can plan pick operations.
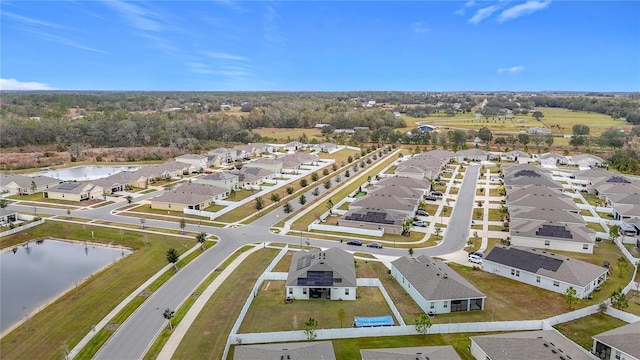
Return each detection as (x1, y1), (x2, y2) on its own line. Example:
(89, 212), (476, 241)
(554, 313), (627, 350)
(586, 222), (605, 232)
(0, 221), (196, 360)
(579, 209), (592, 216)
(627, 291), (640, 316)
(583, 193), (603, 206)
(203, 203), (227, 212)
(226, 188), (260, 202)
(252, 127), (323, 142)
(171, 248), (281, 360)
(317, 148), (360, 166)
(385, 165), (397, 174)
(487, 208), (504, 221)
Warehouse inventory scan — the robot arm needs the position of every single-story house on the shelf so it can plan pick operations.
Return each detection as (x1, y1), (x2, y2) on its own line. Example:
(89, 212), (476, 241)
(391, 255), (486, 314)
(286, 248), (356, 301)
(44, 182), (104, 201)
(361, 346), (461, 360)
(132, 161), (193, 182)
(247, 142), (277, 154)
(509, 219), (596, 254)
(503, 150), (531, 163)
(528, 127), (552, 135)
(319, 142), (339, 154)
(234, 341), (336, 360)
(340, 208), (408, 235)
(149, 183), (227, 211)
(175, 154), (209, 170)
(367, 185), (424, 202)
(453, 149), (487, 162)
(510, 207), (585, 226)
(349, 193), (418, 217)
(470, 330), (593, 360)
(374, 176), (431, 193)
(606, 193), (640, 222)
(571, 153), (606, 169)
(231, 167), (275, 189)
(482, 246), (608, 299)
(592, 320), (640, 360)
(197, 172), (239, 191)
(539, 152), (571, 167)
(207, 148), (234, 163)
(92, 171), (148, 194)
(249, 158), (284, 174)
(506, 185), (579, 214)
(284, 141), (305, 152)
(0, 209), (18, 224)
(1, 174), (61, 195)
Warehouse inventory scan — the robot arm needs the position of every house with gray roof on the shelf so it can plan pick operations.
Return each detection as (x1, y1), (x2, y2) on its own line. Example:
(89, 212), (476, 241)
(482, 246), (608, 299)
(606, 192), (640, 222)
(470, 330), (593, 360)
(44, 182), (103, 201)
(592, 320), (640, 360)
(453, 148), (487, 162)
(319, 142), (339, 154)
(367, 184), (424, 202)
(249, 158), (284, 174)
(350, 193), (418, 216)
(503, 168), (563, 190)
(503, 150), (531, 163)
(509, 218), (596, 253)
(149, 182), (227, 211)
(361, 346), (461, 360)
(510, 207), (585, 226)
(0, 208), (18, 224)
(539, 152), (570, 167)
(92, 171), (147, 194)
(197, 172), (239, 191)
(340, 208), (408, 235)
(571, 153), (606, 169)
(286, 248), (356, 300)
(175, 154), (208, 170)
(132, 161), (192, 182)
(230, 167), (275, 189)
(391, 255), (486, 314)
(0, 174), (60, 195)
(374, 176), (431, 193)
(507, 188), (579, 214)
(234, 341), (336, 360)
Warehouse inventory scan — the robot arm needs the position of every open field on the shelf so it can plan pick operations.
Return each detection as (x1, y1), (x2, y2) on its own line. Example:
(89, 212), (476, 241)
(554, 313), (627, 350)
(252, 127), (324, 142)
(317, 148), (360, 165)
(0, 222), (196, 360)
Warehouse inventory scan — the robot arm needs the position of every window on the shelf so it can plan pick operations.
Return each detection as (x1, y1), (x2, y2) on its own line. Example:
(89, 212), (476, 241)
(303, 288), (307, 295)
(345, 288), (349, 295)
(288, 288), (293, 295)
(583, 244), (589, 250)
(515, 270), (520, 277)
(536, 276), (541, 283)
(443, 301), (448, 308)
(430, 302), (435, 309)
(553, 281), (560, 287)
(544, 240), (550, 246)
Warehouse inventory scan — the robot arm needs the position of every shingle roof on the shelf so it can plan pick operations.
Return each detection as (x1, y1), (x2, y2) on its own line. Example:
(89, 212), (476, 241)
(510, 219), (594, 243)
(508, 192), (578, 212)
(172, 182), (227, 196)
(510, 208), (585, 225)
(361, 346), (461, 360)
(368, 184), (423, 200)
(392, 255), (485, 301)
(200, 172), (239, 181)
(150, 190), (214, 206)
(375, 176), (431, 191)
(471, 330), (593, 360)
(484, 246), (608, 287)
(350, 193), (417, 213)
(234, 341), (336, 360)
(341, 208), (408, 226)
(176, 153), (207, 160)
(286, 248), (356, 288)
(592, 321), (640, 358)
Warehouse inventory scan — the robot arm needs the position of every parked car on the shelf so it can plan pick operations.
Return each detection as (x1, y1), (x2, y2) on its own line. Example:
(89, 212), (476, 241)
(412, 220), (427, 227)
(468, 253), (482, 264)
(415, 209), (429, 216)
(469, 251), (483, 258)
(430, 191), (443, 197)
(347, 239), (362, 246)
(366, 242), (383, 248)
(443, 169), (454, 174)
(424, 195), (438, 201)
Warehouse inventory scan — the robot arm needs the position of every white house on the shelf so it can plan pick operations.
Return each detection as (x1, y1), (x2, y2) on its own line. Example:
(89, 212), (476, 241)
(391, 255), (486, 314)
(471, 330), (594, 360)
(482, 246), (608, 299)
(286, 248), (356, 301)
(175, 154), (209, 170)
(503, 150), (531, 163)
(592, 321), (640, 360)
(571, 153), (606, 169)
(509, 220), (596, 254)
(361, 346), (461, 360)
(235, 341), (336, 360)
(0, 174), (60, 195)
(43, 182), (104, 201)
(539, 152), (570, 167)
(197, 172), (239, 191)
(0, 209), (18, 224)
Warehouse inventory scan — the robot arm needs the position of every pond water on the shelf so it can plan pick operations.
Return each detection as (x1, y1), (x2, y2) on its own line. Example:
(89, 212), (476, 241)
(36, 165), (140, 181)
(0, 239), (132, 333)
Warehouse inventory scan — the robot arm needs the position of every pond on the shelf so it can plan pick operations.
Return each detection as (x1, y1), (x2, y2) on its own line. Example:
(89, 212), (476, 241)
(0, 239), (132, 333)
(36, 165), (140, 181)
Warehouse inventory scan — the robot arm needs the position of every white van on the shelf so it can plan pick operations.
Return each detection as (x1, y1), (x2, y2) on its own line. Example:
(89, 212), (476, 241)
(468, 253), (482, 264)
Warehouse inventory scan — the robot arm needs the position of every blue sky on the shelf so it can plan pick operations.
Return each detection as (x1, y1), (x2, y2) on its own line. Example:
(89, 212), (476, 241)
(1, 1), (639, 91)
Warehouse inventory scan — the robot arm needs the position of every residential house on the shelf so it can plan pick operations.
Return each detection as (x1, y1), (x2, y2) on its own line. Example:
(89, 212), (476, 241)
(503, 150), (531, 163)
(207, 148), (234, 164)
(234, 341), (336, 360)
(605, 192), (640, 222)
(340, 208), (408, 234)
(92, 171), (148, 194)
(247, 142), (276, 154)
(528, 127), (552, 135)
(0, 174), (60, 195)
(510, 207), (585, 226)
(0, 209), (18, 224)
(349, 193), (418, 217)
(509, 219), (596, 253)
(506, 185), (579, 213)
(571, 153), (606, 169)
(197, 172), (239, 191)
(284, 141), (304, 152)
(249, 158), (284, 174)
(502, 164), (563, 190)
(539, 152), (571, 167)
(592, 320), (640, 360)
(149, 182), (227, 211)
(280, 153), (318, 173)
(286, 248), (356, 300)
(392, 255), (485, 314)
(43, 182), (104, 201)
(374, 176), (432, 194)
(230, 167), (275, 189)
(132, 161), (192, 183)
(482, 246), (608, 299)
(319, 142), (339, 154)
(353, 126), (370, 132)
(175, 154), (209, 170)
(470, 330), (593, 360)
(361, 346), (461, 360)
(453, 149), (487, 162)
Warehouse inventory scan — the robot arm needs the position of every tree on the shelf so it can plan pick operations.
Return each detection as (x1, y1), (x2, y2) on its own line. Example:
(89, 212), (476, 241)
(517, 133), (530, 148)
(544, 133), (554, 147)
(286, 186), (294, 195)
(335, 175), (342, 183)
(337, 308), (345, 328)
(617, 256), (629, 277)
(408, 247), (414, 258)
(434, 227), (442, 238)
(312, 187), (319, 196)
(610, 287), (629, 309)
(300, 178), (308, 187)
(67, 208), (71, 219)
(478, 127), (493, 142)
(344, 170), (350, 177)
(270, 193), (281, 202)
(564, 286), (577, 310)
(331, 163), (338, 171)
(609, 224), (620, 242)
(163, 308), (175, 330)
(299, 194), (307, 206)
(311, 172), (319, 181)
(283, 202), (293, 214)
(414, 313), (432, 335)
(196, 232), (207, 251)
(255, 196), (264, 210)
(125, 195), (133, 204)
(303, 317), (318, 341)
(347, 155), (353, 163)
(0, 198), (8, 208)
(166, 248), (179, 271)
(494, 137), (507, 151)
(179, 218), (186, 234)
(573, 124), (590, 136)
(322, 168), (329, 176)
(532, 110), (544, 121)
(326, 199), (334, 214)
(140, 217), (146, 229)
(323, 180), (331, 190)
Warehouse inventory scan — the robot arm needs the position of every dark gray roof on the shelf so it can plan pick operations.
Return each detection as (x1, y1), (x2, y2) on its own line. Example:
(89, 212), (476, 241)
(234, 341), (335, 360)
(286, 248), (356, 288)
(510, 219), (594, 244)
(361, 346), (461, 360)
(510, 208), (585, 225)
(484, 246), (608, 286)
(392, 255), (485, 301)
(592, 321), (640, 358)
(471, 330), (593, 360)
(342, 208), (408, 226)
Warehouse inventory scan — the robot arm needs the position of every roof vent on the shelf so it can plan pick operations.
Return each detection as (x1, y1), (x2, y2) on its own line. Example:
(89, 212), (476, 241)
(543, 343), (549, 347)
(551, 349), (557, 354)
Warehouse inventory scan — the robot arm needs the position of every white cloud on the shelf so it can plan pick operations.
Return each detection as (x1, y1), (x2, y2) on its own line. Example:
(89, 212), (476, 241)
(498, 0), (551, 22)
(23, 29), (108, 54)
(263, 6), (285, 47)
(454, 0), (476, 16)
(497, 66), (524, 74)
(0, 78), (53, 91)
(2, 11), (66, 29)
(102, 0), (165, 32)
(411, 21), (429, 34)
(468, 5), (500, 24)
(204, 52), (248, 62)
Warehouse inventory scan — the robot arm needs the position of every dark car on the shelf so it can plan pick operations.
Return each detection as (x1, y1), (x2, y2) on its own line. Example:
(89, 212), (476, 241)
(430, 191), (443, 197)
(416, 209), (429, 216)
(424, 195), (438, 201)
(346, 240), (362, 246)
(366, 242), (383, 248)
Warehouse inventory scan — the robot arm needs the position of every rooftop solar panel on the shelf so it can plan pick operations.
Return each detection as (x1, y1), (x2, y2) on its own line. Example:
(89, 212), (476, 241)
(536, 224), (573, 239)
(344, 211), (395, 225)
(606, 176), (631, 184)
(485, 247), (563, 273)
(297, 271), (341, 286)
(514, 170), (541, 178)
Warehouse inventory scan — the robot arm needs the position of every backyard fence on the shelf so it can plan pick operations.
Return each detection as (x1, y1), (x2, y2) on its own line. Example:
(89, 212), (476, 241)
(0, 218), (44, 238)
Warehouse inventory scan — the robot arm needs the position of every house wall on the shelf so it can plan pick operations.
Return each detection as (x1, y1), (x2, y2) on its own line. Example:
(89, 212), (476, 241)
(510, 234), (594, 254)
(198, 178), (239, 191)
(250, 162), (283, 174)
(176, 157), (208, 170)
(46, 191), (83, 201)
(339, 219), (403, 235)
(469, 339), (491, 360)
(4, 183), (22, 195)
(391, 265), (455, 314)
(481, 260), (604, 299)
(150, 202), (188, 211)
(0, 212), (18, 224)
(286, 286), (356, 301)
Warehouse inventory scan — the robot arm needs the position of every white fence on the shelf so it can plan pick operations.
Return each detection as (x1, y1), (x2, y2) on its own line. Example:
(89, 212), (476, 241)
(543, 304), (600, 327)
(356, 278), (405, 326)
(307, 223), (383, 237)
(605, 306), (640, 323)
(183, 208), (216, 218)
(0, 218), (44, 238)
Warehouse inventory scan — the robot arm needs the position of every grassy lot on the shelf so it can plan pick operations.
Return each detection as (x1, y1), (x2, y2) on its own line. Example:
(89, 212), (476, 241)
(203, 203), (226, 212)
(579, 209), (592, 216)
(309, 228), (424, 244)
(9, 192), (98, 206)
(597, 211), (615, 219)
(226, 188), (260, 202)
(171, 248), (280, 360)
(583, 193), (603, 206)
(586, 222), (605, 232)
(627, 291), (640, 316)
(488, 188), (502, 197)
(487, 208), (504, 221)
(385, 165), (397, 174)
(440, 206), (453, 217)
(271, 250), (294, 272)
(450, 187), (459, 195)
(573, 198), (584, 204)
(253, 127), (323, 142)
(0, 222), (196, 360)
(317, 148), (360, 165)
(554, 313), (627, 350)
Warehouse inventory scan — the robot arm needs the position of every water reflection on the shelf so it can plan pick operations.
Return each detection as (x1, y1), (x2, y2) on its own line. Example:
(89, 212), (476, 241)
(36, 166), (140, 181)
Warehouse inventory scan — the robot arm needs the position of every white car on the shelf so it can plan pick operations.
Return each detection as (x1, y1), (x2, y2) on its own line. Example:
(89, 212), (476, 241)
(468, 253), (482, 264)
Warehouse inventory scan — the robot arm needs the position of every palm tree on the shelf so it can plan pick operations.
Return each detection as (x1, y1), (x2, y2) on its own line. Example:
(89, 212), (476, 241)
(408, 248), (414, 259)
(196, 232), (207, 251)
(140, 217), (146, 229)
(166, 248), (179, 271)
(435, 227), (442, 238)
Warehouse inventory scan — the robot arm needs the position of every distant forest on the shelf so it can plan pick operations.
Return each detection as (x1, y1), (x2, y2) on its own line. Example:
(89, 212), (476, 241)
(1, 91), (638, 150)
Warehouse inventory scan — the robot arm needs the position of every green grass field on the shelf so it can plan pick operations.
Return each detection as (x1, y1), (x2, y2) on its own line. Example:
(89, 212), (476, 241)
(253, 127), (324, 142)
(554, 313), (627, 350)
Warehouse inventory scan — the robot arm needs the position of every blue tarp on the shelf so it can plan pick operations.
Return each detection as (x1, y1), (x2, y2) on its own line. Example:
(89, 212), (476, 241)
(353, 315), (394, 327)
